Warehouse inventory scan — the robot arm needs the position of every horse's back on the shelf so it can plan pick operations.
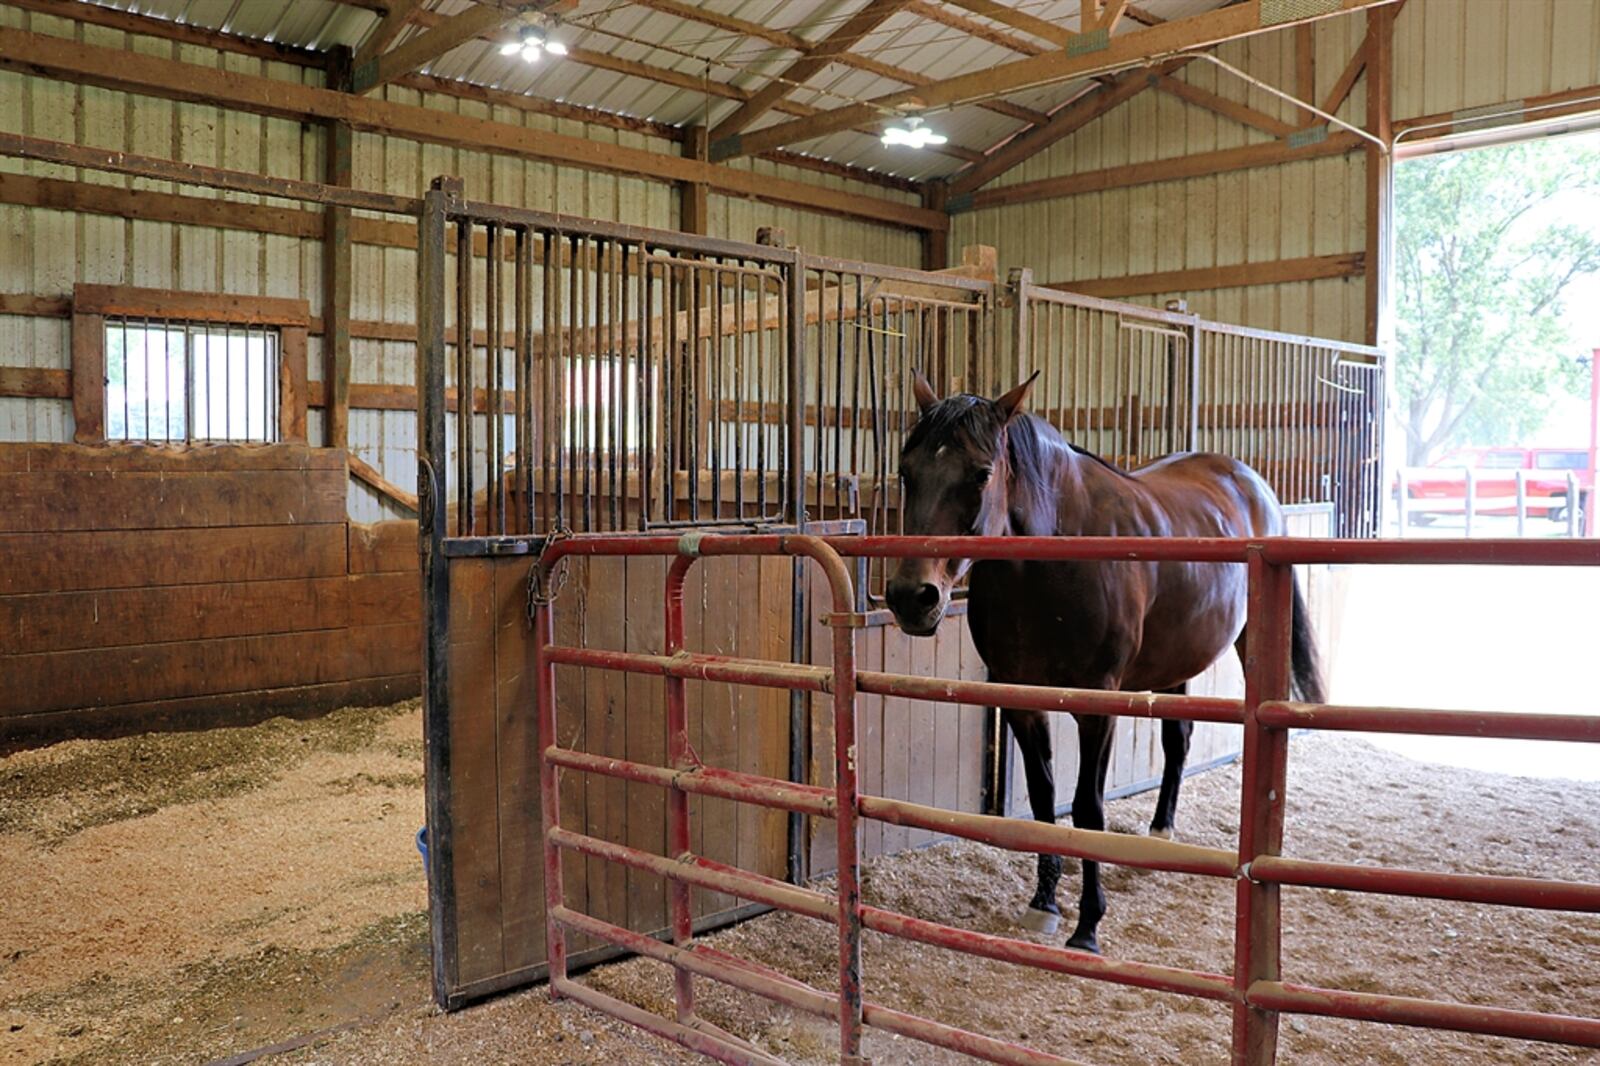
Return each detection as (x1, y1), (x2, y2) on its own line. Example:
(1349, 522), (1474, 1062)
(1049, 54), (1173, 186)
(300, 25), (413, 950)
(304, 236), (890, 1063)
(1128, 451), (1284, 538)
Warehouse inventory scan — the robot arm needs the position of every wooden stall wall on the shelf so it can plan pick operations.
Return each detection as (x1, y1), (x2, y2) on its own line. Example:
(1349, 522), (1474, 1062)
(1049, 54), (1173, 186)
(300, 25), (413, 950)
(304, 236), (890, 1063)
(0, 444), (420, 749)
(436, 550), (794, 1002)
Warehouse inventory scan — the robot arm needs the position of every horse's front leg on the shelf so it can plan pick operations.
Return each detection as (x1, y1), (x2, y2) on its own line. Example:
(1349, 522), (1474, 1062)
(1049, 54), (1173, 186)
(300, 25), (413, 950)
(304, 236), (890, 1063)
(1067, 712), (1116, 953)
(1004, 708), (1063, 935)
(1150, 690), (1194, 839)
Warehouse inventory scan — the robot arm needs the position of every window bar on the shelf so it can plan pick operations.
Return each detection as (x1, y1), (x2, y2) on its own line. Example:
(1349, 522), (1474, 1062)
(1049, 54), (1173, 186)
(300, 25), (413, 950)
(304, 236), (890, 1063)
(734, 270), (747, 521)
(639, 247), (655, 529)
(609, 239), (622, 531)
(688, 262), (701, 525)
(456, 220), (473, 534)
(664, 262), (678, 523)
(584, 238), (598, 533)
(849, 283), (862, 519)
(549, 231), (565, 532)
(513, 226), (529, 533)
(566, 234), (581, 532)
(485, 221), (502, 533)
(710, 263), (724, 517)
(593, 238), (607, 530)
(832, 276), (846, 522)
(755, 272), (769, 520)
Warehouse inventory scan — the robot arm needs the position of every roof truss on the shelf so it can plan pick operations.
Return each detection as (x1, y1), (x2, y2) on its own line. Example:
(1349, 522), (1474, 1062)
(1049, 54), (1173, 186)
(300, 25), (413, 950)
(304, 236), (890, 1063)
(711, 0), (1400, 163)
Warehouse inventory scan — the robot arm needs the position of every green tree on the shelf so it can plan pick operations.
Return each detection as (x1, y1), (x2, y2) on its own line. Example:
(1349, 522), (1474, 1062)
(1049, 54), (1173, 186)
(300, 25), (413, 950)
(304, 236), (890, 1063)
(1393, 137), (1600, 465)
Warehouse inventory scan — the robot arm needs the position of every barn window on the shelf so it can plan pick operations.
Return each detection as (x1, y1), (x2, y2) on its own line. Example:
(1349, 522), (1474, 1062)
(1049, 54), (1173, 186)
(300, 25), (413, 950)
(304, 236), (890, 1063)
(563, 354), (640, 451)
(104, 319), (281, 443)
(70, 285), (310, 448)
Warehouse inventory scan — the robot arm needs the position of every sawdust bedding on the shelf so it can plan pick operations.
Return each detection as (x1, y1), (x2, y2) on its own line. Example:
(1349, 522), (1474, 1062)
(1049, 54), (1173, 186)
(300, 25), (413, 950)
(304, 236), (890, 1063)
(3, 703), (1596, 1065)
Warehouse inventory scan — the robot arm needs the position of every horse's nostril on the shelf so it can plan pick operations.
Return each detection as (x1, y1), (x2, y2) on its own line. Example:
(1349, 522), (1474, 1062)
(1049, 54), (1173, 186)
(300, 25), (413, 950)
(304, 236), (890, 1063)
(915, 584), (940, 609)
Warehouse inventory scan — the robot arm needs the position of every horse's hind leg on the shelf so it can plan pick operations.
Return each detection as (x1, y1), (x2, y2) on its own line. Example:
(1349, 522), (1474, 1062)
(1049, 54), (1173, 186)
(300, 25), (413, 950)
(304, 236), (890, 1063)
(1150, 690), (1194, 839)
(1004, 708), (1063, 935)
(1067, 713), (1116, 954)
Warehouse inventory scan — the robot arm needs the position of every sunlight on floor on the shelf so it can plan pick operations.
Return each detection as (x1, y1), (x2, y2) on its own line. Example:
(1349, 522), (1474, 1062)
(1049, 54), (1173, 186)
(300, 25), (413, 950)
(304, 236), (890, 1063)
(1326, 558), (1600, 781)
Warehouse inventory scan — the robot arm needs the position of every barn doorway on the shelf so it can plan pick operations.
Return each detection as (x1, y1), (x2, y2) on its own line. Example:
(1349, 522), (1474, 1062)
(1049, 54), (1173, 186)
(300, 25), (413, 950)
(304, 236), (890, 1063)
(1334, 121), (1600, 781)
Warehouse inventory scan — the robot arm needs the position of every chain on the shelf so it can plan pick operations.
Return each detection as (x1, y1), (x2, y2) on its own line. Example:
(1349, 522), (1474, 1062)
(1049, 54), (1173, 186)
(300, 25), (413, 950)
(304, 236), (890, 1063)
(526, 525), (574, 624)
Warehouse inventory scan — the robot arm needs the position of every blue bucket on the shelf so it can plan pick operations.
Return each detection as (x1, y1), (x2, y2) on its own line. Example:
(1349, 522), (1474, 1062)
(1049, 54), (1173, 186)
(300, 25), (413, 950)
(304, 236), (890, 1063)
(416, 826), (429, 870)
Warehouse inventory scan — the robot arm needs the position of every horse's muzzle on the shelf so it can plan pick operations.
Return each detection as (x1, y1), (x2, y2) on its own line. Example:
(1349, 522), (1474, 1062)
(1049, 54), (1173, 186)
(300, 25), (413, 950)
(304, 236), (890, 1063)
(885, 579), (944, 637)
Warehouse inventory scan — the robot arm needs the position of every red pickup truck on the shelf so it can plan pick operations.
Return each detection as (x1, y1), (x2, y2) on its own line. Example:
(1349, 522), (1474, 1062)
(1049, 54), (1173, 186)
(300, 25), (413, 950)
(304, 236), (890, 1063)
(1398, 447), (1594, 524)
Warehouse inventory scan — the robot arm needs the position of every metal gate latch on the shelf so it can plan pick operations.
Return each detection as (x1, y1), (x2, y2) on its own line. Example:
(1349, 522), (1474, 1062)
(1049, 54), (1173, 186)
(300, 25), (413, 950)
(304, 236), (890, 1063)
(526, 528), (572, 625)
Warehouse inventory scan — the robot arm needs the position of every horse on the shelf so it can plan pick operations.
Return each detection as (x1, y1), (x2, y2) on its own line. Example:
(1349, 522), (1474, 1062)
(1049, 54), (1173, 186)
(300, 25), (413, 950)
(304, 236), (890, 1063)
(884, 371), (1324, 953)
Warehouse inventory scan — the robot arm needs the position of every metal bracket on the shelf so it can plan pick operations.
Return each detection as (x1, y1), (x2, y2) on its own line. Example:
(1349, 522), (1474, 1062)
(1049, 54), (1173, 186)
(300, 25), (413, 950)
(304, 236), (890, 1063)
(525, 528), (572, 624)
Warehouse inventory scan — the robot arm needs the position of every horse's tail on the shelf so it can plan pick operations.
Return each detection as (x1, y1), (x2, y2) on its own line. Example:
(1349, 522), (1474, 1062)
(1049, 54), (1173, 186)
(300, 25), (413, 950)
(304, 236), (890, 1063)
(1290, 572), (1325, 704)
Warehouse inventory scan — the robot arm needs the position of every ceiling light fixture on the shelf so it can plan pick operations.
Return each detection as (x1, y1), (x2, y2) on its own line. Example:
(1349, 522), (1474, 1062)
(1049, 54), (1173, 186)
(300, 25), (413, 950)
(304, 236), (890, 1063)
(880, 116), (946, 149)
(499, 24), (568, 62)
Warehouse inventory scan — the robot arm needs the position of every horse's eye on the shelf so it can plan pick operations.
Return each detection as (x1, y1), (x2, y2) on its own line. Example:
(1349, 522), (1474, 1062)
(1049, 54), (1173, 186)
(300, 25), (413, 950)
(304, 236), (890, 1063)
(973, 467), (992, 486)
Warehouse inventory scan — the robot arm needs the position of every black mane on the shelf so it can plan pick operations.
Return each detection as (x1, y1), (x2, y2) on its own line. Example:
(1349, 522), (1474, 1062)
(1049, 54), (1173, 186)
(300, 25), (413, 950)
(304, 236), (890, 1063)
(905, 394), (1128, 483)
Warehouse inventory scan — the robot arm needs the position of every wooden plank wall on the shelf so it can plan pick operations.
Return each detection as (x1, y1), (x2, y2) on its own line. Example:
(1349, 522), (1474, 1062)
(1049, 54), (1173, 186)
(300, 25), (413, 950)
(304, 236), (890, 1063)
(0, 443), (421, 748)
(439, 550), (793, 998)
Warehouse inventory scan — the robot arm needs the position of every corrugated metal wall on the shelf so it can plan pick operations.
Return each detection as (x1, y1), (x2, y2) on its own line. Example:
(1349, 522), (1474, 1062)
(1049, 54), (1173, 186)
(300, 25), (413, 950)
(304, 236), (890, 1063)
(952, 20), (1370, 344)
(952, 0), (1600, 346)
(0, 6), (922, 523)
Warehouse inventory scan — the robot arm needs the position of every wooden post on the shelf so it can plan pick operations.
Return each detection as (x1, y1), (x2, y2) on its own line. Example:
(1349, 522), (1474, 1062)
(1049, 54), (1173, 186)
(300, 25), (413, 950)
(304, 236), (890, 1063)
(680, 126), (709, 236)
(70, 308), (106, 444)
(1363, 7), (1394, 348)
(922, 181), (949, 271)
(324, 47), (355, 450)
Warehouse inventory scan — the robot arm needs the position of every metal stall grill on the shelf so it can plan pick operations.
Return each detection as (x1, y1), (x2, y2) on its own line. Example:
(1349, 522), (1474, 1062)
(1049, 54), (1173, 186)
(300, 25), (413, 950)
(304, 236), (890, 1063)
(428, 179), (803, 538)
(522, 530), (1600, 1066)
(795, 256), (994, 600)
(1010, 273), (1387, 538)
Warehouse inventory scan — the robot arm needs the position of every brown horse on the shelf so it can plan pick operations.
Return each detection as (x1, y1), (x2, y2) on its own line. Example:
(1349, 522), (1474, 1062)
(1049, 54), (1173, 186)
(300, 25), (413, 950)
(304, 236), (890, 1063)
(885, 371), (1323, 953)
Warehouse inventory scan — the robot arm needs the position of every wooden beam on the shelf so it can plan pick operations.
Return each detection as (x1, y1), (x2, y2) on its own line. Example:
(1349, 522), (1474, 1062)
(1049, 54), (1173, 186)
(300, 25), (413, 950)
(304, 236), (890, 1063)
(949, 62), (1186, 198)
(958, 131), (1363, 211)
(922, 182), (949, 270)
(625, 0), (810, 51)
(1295, 23), (1315, 110)
(1320, 34), (1367, 119)
(1, 0), (322, 67)
(1364, 5), (1394, 347)
(1044, 252), (1364, 298)
(352, 0), (424, 72)
(1099, 0), (1131, 33)
(906, 1), (1045, 54)
(1393, 80), (1600, 142)
(1152, 74), (1297, 137)
(680, 126), (708, 236)
(0, 29), (945, 230)
(942, 0), (1073, 47)
(395, 72), (683, 140)
(352, 1), (539, 94)
(325, 50), (355, 451)
(0, 366), (70, 400)
(349, 453), (419, 513)
(711, 0), (1398, 161)
(709, 0), (913, 142)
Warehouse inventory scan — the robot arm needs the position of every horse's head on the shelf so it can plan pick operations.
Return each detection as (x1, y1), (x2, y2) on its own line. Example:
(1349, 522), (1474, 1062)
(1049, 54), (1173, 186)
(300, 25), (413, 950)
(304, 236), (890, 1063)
(885, 370), (1038, 636)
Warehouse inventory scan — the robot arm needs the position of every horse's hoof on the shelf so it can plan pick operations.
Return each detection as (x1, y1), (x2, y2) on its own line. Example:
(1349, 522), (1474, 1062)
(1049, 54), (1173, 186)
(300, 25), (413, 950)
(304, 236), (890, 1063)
(1065, 932), (1101, 954)
(1148, 826), (1174, 841)
(1019, 907), (1060, 935)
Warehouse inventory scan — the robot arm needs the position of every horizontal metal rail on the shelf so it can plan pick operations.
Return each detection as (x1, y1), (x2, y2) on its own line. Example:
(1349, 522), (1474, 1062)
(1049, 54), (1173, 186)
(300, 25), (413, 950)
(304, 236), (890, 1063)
(532, 532), (1600, 1065)
(465, 530), (1600, 568)
(1247, 980), (1600, 1047)
(1247, 855), (1600, 912)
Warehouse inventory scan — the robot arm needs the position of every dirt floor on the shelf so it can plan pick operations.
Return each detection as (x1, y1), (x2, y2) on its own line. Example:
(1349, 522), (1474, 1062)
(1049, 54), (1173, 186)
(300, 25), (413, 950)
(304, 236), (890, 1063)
(2, 700), (1596, 1065)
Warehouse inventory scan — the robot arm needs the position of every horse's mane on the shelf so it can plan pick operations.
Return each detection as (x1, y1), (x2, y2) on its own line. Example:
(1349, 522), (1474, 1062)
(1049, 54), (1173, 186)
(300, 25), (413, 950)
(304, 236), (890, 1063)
(907, 394), (1129, 484)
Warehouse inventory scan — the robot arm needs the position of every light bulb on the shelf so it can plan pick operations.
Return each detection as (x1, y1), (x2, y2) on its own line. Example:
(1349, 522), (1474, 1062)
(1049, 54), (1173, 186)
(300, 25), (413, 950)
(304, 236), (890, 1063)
(499, 41), (521, 56)
(545, 40), (568, 56)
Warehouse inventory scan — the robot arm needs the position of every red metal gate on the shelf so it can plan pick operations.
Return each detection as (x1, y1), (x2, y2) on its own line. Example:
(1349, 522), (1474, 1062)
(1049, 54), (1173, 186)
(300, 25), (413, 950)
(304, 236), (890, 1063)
(530, 531), (1600, 1066)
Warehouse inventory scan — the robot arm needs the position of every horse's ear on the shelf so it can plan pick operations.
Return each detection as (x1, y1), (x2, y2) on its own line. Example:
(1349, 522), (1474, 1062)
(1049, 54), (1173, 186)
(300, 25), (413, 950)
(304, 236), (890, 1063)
(996, 371), (1040, 423)
(912, 369), (939, 414)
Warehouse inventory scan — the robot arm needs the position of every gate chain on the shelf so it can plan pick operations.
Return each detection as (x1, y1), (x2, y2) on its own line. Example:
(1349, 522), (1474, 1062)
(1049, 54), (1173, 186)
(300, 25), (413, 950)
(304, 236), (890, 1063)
(526, 525), (573, 626)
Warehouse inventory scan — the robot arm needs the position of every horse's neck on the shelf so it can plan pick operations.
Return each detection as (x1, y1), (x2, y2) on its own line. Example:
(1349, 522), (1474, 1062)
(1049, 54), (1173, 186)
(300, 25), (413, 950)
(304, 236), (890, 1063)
(1020, 431), (1143, 537)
